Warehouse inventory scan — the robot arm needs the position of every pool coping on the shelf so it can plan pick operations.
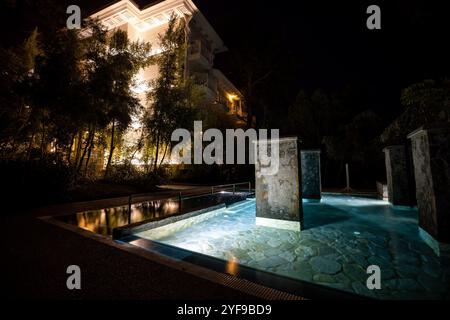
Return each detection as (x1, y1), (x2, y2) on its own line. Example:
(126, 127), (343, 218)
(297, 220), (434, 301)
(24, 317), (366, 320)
(114, 198), (370, 300)
(112, 204), (227, 239)
(123, 234), (369, 300)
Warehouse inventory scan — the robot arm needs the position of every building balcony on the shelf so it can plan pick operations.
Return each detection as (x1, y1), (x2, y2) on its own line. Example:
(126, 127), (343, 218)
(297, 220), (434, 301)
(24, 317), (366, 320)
(193, 72), (217, 102)
(188, 39), (213, 71)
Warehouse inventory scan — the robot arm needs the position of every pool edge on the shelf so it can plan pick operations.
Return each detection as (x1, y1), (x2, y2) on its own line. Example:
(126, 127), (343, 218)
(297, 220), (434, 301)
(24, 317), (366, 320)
(39, 214), (305, 300)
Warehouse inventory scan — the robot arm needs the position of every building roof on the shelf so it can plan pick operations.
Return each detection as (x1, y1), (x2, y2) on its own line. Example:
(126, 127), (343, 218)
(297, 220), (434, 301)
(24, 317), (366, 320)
(88, 0), (226, 53)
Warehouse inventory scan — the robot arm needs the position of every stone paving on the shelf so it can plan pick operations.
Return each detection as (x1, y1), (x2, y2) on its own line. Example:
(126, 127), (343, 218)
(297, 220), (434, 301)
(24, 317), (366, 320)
(137, 194), (450, 299)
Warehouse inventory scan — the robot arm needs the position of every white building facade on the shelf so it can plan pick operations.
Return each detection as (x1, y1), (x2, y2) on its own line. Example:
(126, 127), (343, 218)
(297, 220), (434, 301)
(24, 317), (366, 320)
(89, 0), (245, 117)
(89, 0), (246, 167)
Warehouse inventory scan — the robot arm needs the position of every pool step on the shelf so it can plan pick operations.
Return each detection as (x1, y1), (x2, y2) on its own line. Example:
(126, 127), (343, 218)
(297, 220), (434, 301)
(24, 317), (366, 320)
(227, 199), (255, 211)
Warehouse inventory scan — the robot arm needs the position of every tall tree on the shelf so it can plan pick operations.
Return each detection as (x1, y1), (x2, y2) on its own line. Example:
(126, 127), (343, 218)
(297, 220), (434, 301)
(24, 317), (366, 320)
(229, 46), (274, 128)
(144, 15), (200, 170)
(381, 79), (450, 145)
(0, 28), (42, 159)
(32, 27), (86, 161)
(287, 89), (344, 148)
(82, 22), (152, 177)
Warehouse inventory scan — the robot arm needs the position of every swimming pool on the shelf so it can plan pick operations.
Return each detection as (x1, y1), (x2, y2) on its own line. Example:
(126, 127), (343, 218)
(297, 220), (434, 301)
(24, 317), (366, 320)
(57, 192), (251, 236)
(130, 194), (450, 299)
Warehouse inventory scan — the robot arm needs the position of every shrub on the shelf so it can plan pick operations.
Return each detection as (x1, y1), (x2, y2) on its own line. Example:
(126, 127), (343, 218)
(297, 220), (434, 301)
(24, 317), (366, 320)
(0, 159), (76, 210)
(102, 163), (167, 189)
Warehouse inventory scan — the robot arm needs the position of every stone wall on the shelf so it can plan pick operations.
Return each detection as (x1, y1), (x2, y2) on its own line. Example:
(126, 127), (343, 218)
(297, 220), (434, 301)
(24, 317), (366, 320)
(255, 137), (303, 231)
(383, 145), (414, 206)
(301, 150), (321, 200)
(408, 126), (450, 245)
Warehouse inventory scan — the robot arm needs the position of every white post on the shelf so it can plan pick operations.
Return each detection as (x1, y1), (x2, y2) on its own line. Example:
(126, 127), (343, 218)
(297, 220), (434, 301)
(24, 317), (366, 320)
(346, 163), (350, 189)
(344, 163), (352, 192)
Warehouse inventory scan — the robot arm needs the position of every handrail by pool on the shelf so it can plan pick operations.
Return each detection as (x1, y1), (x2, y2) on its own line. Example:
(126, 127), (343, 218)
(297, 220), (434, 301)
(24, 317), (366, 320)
(127, 182), (254, 214)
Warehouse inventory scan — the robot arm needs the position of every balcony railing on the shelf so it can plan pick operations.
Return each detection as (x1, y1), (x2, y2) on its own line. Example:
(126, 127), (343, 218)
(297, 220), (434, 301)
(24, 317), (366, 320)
(188, 39), (213, 67)
(193, 72), (217, 93)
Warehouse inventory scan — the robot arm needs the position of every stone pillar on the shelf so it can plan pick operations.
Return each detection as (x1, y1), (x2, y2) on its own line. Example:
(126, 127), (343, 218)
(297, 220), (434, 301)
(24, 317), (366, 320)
(408, 126), (450, 255)
(300, 150), (321, 200)
(255, 137), (303, 231)
(383, 145), (413, 206)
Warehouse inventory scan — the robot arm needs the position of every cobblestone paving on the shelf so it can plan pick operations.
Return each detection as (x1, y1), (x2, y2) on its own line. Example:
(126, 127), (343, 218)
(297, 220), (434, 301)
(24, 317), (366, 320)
(138, 195), (450, 299)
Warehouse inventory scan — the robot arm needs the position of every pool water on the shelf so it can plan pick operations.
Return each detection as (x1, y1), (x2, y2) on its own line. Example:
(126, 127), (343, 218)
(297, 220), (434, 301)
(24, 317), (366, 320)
(57, 192), (250, 236)
(136, 194), (450, 299)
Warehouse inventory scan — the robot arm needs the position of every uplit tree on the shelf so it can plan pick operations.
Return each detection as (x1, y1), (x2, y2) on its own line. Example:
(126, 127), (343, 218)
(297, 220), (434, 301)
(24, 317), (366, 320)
(0, 28), (41, 159)
(81, 21), (152, 177)
(31, 27), (86, 161)
(144, 15), (200, 171)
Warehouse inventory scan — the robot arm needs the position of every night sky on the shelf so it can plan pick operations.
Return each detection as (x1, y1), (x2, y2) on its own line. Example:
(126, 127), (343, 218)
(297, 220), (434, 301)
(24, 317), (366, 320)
(2, 0), (449, 122)
(193, 0), (450, 120)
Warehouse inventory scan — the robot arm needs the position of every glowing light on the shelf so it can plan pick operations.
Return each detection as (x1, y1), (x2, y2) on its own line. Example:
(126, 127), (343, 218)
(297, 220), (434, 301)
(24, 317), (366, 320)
(225, 256), (239, 275)
(164, 201), (179, 212)
(227, 93), (237, 102)
(149, 46), (164, 56)
(131, 158), (144, 165)
(131, 82), (150, 94)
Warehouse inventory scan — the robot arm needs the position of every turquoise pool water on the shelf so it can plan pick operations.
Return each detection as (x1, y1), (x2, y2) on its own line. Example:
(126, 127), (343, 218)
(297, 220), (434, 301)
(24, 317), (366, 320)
(136, 194), (450, 299)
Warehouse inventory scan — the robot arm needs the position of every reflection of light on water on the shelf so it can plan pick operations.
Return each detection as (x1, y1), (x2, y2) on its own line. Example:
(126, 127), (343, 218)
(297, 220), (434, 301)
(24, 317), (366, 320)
(76, 209), (105, 233)
(322, 195), (388, 210)
(226, 256), (239, 275)
(69, 195), (198, 236)
(182, 241), (211, 253)
(303, 198), (321, 204)
(131, 207), (143, 223)
(164, 201), (179, 213)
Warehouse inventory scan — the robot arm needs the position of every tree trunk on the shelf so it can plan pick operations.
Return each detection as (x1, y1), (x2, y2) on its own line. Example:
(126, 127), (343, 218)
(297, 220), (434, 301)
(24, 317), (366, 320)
(77, 128), (94, 173)
(74, 131), (82, 167)
(40, 123), (46, 159)
(153, 132), (160, 171)
(84, 131), (96, 177)
(27, 132), (35, 161)
(67, 133), (75, 165)
(159, 143), (169, 166)
(104, 120), (116, 178)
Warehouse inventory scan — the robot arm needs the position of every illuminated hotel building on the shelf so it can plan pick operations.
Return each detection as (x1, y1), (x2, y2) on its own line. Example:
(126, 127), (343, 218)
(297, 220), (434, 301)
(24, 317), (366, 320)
(86, 0), (246, 167)
(89, 0), (245, 118)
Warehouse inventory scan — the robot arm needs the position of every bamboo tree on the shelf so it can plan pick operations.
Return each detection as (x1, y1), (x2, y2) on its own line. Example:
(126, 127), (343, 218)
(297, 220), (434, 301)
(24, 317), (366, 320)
(144, 15), (200, 171)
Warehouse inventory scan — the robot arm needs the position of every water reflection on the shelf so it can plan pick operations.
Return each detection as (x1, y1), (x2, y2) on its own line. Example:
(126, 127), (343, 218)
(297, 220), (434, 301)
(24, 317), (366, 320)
(58, 192), (250, 236)
(225, 256), (239, 276)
